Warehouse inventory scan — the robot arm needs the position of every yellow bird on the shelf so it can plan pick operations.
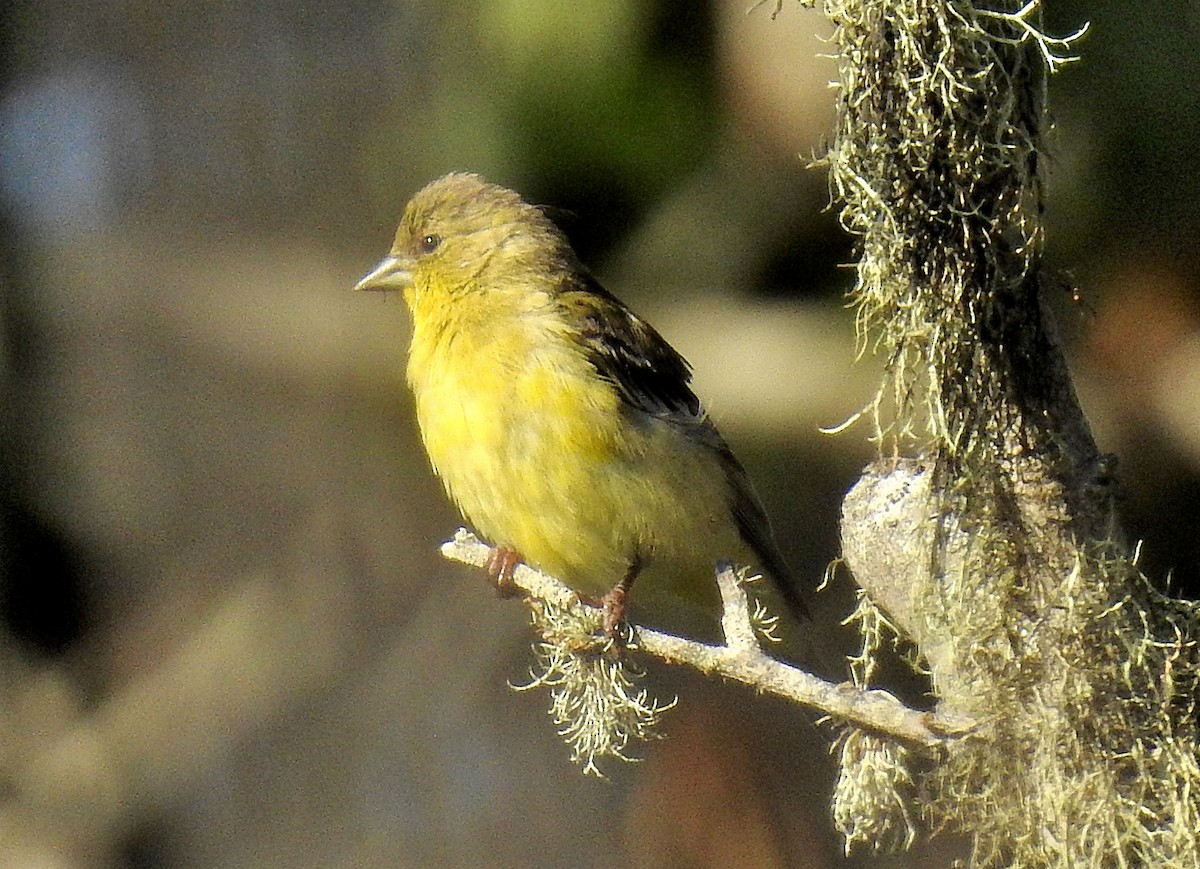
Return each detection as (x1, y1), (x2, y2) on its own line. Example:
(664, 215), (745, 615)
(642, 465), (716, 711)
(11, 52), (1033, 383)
(357, 172), (807, 639)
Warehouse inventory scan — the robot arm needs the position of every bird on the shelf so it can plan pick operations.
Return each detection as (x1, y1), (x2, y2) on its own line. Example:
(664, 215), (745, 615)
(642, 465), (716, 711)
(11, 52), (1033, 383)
(356, 172), (808, 642)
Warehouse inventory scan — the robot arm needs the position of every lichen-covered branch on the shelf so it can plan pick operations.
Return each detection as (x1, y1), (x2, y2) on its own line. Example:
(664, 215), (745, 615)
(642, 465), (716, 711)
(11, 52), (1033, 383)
(820, 0), (1200, 865)
(441, 529), (972, 769)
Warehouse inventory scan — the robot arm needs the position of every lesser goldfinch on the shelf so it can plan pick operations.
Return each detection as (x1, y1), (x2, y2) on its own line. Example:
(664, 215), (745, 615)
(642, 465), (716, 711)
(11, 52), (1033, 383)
(357, 172), (807, 638)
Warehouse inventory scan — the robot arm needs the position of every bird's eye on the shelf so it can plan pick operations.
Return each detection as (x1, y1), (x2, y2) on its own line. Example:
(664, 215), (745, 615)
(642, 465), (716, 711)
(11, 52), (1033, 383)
(419, 234), (441, 254)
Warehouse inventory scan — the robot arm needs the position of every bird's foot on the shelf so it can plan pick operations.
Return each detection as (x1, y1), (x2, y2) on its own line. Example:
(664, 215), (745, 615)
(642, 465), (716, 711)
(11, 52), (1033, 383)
(594, 557), (642, 639)
(484, 545), (522, 597)
(599, 582), (629, 639)
(576, 587), (628, 649)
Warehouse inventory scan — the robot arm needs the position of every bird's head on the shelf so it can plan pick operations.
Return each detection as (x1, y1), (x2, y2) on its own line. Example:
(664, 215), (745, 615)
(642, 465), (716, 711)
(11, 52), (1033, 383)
(355, 172), (569, 314)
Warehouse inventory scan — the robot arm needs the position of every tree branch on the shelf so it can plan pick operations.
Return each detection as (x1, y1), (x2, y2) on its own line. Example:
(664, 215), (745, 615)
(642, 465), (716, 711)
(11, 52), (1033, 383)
(822, 0), (1200, 863)
(441, 528), (974, 750)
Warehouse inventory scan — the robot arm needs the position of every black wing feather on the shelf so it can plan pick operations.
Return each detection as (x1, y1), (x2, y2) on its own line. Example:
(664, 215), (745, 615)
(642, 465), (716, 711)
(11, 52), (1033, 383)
(566, 272), (700, 419)
(729, 470), (810, 618)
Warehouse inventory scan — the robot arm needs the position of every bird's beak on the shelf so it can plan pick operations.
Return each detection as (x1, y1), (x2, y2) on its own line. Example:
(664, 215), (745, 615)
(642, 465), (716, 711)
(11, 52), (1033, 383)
(355, 255), (414, 292)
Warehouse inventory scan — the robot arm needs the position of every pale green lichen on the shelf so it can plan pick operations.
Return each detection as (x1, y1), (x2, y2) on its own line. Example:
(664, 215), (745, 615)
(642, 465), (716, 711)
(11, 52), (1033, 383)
(833, 729), (917, 854)
(819, 1), (1200, 866)
(514, 593), (674, 776)
(513, 565), (786, 774)
(843, 588), (903, 690)
(921, 544), (1200, 867)
(744, 570), (785, 645)
(820, 0), (1080, 458)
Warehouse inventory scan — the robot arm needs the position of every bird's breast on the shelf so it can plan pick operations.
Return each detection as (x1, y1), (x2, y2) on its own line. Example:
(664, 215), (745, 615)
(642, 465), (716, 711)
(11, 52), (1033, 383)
(407, 310), (626, 549)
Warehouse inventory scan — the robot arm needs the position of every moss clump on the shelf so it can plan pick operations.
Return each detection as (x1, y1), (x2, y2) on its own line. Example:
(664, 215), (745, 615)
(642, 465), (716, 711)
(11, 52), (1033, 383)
(823, 1), (1200, 865)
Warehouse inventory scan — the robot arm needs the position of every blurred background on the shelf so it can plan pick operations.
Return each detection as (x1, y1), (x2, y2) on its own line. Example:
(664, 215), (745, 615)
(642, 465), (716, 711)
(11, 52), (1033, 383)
(0, 1), (1197, 866)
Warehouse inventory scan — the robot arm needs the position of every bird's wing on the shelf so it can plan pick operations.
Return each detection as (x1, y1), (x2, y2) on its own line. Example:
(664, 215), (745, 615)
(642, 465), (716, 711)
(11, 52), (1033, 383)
(727, 465), (810, 618)
(560, 273), (809, 619)
(562, 272), (701, 420)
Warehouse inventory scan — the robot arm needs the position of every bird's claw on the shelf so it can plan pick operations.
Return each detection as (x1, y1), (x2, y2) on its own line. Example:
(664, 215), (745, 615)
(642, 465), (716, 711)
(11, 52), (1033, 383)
(599, 582), (629, 639)
(484, 545), (522, 597)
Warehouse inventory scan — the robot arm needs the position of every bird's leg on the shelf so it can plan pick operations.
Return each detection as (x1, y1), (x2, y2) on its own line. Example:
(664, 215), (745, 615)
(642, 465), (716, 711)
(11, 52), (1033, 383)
(600, 556), (642, 637)
(484, 545), (522, 597)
